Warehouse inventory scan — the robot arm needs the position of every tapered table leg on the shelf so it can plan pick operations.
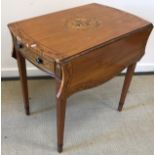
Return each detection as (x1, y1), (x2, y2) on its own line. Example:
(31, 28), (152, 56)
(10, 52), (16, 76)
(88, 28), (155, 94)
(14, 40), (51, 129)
(56, 94), (66, 153)
(16, 50), (30, 115)
(118, 63), (136, 111)
(56, 80), (67, 153)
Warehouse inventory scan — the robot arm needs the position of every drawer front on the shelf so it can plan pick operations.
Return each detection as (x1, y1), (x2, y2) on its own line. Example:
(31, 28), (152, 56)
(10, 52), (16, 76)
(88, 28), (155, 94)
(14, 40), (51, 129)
(19, 47), (55, 74)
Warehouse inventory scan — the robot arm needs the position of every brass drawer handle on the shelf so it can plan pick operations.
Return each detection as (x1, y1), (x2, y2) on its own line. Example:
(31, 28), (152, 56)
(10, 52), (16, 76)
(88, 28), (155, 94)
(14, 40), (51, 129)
(35, 57), (43, 64)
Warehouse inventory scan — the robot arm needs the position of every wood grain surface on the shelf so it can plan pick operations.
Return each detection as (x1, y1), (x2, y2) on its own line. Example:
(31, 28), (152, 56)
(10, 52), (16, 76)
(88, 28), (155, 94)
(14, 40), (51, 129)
(8, 3), (152, 63)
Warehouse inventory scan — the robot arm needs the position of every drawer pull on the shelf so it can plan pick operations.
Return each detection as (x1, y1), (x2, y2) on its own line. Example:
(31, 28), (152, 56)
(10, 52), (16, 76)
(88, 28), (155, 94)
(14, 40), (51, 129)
(35, 57), (43, 64)
(16, 43), (23, 49)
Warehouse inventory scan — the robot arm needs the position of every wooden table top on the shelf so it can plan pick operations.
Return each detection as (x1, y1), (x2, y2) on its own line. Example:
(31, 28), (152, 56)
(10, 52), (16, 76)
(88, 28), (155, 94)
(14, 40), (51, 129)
(8, 3), (152, 63)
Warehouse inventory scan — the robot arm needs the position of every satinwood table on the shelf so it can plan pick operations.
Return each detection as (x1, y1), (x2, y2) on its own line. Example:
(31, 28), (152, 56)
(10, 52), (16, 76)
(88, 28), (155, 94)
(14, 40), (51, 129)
(8, 3), (153, 153)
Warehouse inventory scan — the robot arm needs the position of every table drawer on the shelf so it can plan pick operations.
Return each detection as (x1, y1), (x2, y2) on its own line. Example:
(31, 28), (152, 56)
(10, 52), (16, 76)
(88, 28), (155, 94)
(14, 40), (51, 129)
(19, 47), (55, 74)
